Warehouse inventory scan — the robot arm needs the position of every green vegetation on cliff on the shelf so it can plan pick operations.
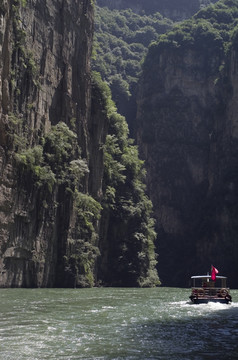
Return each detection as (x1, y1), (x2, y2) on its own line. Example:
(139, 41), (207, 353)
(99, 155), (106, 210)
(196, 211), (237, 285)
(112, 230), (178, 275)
(10, 117), (99, 287)
(92, 6), (172, 124)
(8, 73), (159, 287)
(0, 0), (161, 288)
(93, 1), (219, 133)
(96, 0), (219, 19)
(147, 0), (238, 58)
(92, 72), (160, 287)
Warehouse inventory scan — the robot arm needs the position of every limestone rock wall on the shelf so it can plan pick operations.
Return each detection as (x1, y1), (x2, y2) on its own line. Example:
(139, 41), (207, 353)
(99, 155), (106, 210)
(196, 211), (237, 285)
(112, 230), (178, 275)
(0, 0), (94, 287)
(137, 37), (238, 287)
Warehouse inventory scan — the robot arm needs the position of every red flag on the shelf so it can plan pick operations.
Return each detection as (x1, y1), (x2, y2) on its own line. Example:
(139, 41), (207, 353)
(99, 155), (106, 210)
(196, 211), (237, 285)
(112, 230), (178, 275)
(211, 265), (219, 281)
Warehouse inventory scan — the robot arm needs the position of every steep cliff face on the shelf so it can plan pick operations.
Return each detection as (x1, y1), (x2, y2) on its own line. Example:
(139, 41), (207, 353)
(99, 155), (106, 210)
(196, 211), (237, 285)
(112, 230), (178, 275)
(97, 0), (218, 21)
(137, 1), (238, 287)
(0, 0), (159, 288)
(0, 0), (95, 287)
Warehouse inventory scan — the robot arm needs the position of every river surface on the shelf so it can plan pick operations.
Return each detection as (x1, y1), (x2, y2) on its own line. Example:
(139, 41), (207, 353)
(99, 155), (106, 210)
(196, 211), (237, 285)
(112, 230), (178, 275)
(0, 287), (238, 359)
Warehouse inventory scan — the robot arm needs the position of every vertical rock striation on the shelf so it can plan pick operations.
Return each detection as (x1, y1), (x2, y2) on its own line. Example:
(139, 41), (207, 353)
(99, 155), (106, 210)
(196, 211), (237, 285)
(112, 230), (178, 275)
(0, 0), (95, 287)
(0, 0), (159, 288)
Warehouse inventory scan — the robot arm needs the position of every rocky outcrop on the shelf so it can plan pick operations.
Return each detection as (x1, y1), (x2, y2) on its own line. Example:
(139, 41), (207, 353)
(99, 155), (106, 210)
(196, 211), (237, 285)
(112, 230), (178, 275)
(0, 0), (94, 287)
(137, 4), (238, 287)
(97, 0), (218, 21)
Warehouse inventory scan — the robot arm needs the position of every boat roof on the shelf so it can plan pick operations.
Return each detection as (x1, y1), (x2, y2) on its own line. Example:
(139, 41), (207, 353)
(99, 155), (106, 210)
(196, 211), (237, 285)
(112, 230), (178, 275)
(191, 275), (227, 279)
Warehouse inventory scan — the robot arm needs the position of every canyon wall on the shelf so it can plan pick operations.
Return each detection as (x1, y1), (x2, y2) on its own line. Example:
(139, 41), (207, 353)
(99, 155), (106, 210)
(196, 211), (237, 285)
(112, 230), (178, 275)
(0, 0), (95, 287)
(137, 3), (238, 287)
(0, 0), (159, 287)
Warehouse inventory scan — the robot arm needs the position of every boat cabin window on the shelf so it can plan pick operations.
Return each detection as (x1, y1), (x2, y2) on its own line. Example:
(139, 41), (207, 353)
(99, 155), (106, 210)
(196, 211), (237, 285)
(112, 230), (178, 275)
(204, 280), (214, 287)
(192, 276), (227, 288)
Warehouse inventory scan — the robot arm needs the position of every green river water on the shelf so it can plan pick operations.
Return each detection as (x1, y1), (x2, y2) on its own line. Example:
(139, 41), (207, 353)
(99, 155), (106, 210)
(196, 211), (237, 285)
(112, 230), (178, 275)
(0, 287), (238, 359)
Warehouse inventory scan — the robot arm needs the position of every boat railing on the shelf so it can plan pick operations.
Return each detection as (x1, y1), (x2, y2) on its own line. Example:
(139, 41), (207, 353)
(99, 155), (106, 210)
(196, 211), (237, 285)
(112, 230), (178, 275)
(191, 287), (230, 298)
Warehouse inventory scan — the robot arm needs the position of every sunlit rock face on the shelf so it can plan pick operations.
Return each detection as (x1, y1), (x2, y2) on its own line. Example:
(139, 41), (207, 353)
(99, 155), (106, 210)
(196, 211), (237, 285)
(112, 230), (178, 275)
(0, 0), (160, 289)
(0, 0), (94, 287)
(137, 13), (238, 287)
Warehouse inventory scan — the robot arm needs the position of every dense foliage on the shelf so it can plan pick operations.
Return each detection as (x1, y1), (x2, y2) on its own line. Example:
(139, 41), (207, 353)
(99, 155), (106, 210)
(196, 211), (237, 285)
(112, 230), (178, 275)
(92, 6), (172, 125)
(8, 74), (160, 287)
(146, 0), (238, 57)
(96, 0), (219, 18)
(93, 72), (160, 287)
(9, 114), (100, 287)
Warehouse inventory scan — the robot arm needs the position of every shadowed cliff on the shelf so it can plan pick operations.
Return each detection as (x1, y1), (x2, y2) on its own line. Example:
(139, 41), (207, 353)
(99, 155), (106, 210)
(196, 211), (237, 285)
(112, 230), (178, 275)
(137, 0), (238, 287)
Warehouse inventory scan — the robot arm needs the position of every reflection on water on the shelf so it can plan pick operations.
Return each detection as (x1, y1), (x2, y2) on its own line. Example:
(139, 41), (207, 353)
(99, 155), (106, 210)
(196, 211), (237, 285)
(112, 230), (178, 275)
(0, 287), (238, 359)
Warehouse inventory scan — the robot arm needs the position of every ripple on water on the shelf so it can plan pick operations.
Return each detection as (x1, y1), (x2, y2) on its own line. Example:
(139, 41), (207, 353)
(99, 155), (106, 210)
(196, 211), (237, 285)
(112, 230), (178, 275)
(0, 288), (238, 359)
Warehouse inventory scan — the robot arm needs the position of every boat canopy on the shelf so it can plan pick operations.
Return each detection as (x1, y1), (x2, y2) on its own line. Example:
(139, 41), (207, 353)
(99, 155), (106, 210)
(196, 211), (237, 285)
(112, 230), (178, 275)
(191, 275), (227, 279)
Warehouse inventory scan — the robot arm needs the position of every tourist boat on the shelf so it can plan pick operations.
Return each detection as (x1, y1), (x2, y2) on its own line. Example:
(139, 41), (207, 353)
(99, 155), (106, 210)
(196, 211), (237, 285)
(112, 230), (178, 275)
(189, 275), (232, 304)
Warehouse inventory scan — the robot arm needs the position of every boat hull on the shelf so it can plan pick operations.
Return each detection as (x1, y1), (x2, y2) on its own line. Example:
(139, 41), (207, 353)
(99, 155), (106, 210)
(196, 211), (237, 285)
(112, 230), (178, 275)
(190, 296), (231, 304)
